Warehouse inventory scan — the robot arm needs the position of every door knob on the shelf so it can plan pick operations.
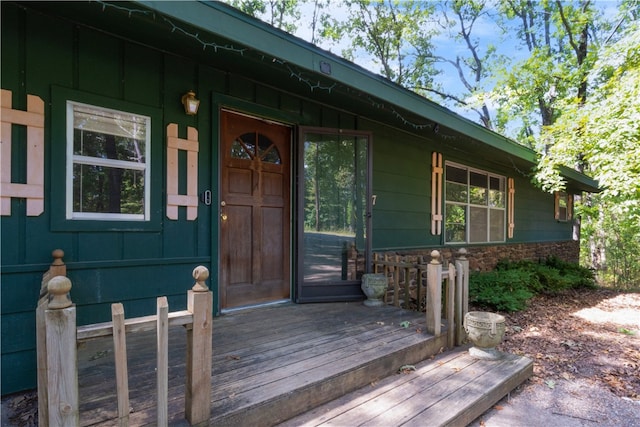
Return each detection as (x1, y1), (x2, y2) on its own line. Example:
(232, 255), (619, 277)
(221, 213), (228, 221)
(221, 201), (226, 207)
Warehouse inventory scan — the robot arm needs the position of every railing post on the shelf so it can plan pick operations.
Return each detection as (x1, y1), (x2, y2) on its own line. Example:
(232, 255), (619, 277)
(446, 263), (456, 348)
(38, 249), (66, 426)
(185, 266), (213, 426)
(111, 303), (130, 427)
(44, 275), (78, 426)
(455, 248), (469, 346)
(157, 296), (169, 427)
(426, 250), (442, 336)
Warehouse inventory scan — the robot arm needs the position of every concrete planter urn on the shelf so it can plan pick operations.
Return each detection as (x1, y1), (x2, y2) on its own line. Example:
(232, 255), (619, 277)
(361, 274), (387, 307)
(464, 311), (506, 360)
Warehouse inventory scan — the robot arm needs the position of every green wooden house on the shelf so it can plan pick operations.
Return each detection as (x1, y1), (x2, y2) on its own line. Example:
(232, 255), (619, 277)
(1, 0), (598, 395)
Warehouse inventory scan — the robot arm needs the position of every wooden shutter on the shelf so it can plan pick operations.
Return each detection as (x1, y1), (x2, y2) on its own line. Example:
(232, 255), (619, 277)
(507, 177), (515, 238)
(1, 89), (45, 216)
(431, 152), (443, 235)
(166, 123), (199, 220)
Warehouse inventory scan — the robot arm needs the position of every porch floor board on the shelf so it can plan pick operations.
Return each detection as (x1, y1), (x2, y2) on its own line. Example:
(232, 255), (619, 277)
(77, 302), (442, 426)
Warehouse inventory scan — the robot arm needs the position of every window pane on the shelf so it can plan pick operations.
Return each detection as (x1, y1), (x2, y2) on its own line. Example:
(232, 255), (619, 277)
(74, 130), (145, 163)
(489, 176), (505, 207)
(445, 204), (466, 243)
(262, 146), (281, 164)
(446, 165), (467, 184)
(73, 164), (144, 214)
(470, 171), (487, 188)
(490, 208), (505, 241)
(469, 206), (488, 243)
(74, 105), (147, 140)
(489, 189), (505, 208)
(559, 206), (568, 220)
(469, 185), (487, 205)
(257, 133), (281, 164)
(469, 171), (487, 205)
(238, 133), (256, 157)
(446, 182), (467, 203)
(231, 139), (252, 159)
(489, 176), (503, 191)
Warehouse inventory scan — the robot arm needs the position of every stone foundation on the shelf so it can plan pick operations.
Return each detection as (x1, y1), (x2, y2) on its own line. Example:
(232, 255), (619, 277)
(378, 240), (580, 272)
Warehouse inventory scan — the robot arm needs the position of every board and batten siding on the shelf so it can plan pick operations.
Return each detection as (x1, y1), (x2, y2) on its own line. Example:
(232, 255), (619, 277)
(0, 3), (361, 394)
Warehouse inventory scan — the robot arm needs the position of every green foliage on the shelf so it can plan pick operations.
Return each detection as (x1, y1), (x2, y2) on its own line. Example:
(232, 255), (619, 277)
(539, 21), (640, 289)
(470, 257), (597, 312)
(469, 269), (535, 312)
(496, 256), (597, 293)
(321, 0), (438, 88)
(223, 0), (301, 33)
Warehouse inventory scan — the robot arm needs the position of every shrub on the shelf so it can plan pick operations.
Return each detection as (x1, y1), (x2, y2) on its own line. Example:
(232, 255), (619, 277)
(470, 256), (597, 312)
(469, 269), (536, 312)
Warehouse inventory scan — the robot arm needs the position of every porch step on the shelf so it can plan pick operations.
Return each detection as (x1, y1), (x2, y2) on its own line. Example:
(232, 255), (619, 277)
(209, 302), (448, 426)
(279, 348), (534, 427)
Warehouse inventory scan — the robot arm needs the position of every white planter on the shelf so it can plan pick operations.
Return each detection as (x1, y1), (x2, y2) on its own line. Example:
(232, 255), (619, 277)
(361, 274), (387, 307)
(464, 311), (506, 360)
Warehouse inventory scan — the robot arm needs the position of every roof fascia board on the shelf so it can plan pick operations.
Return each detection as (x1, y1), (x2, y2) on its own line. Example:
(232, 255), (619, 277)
(559, 166), (600, 192)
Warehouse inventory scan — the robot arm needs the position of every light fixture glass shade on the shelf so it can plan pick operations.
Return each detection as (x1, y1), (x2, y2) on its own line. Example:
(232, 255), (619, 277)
(181, 91), (200, 115)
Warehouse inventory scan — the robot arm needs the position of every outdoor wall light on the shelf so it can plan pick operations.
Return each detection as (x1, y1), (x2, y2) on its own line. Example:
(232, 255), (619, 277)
(181, 90), (200, 115)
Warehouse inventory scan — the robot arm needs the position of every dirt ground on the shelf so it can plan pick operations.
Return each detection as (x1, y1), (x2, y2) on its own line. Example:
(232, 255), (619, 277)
(469, 288), (640, 426)
(3, 289), (639, 426)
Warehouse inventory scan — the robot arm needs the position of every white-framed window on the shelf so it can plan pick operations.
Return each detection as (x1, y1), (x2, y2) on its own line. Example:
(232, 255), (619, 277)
(66, 102), (151, 220)
(444, 163), (506, 244)
(554, 191), (572, 221)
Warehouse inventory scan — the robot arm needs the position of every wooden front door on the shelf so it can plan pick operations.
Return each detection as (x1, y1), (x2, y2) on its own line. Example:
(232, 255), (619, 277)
(220, 111), (291, 309)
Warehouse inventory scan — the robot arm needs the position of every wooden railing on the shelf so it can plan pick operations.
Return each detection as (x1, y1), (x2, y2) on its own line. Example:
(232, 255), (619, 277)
(373, 249), (469, 347)
(36, 250), (213, 427)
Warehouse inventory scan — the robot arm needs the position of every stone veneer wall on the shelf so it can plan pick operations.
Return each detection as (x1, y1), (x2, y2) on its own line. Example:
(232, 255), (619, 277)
(382, 240), (580, 272)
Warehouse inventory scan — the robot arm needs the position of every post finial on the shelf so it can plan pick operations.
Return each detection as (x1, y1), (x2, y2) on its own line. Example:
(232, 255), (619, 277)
(430, 250), (441, 264)
(192, 266), (210, 292)
(51, 249), (65, 265)
(47, 276), (72, 309)
(457, 247), (467, 259)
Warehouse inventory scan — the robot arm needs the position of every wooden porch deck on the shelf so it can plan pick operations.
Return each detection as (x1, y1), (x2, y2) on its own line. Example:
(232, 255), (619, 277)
(75, 302), (530, 426)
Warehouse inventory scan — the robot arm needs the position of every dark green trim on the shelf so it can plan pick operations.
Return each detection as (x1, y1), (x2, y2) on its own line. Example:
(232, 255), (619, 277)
(213, 93), (300, 126)
(50, 85), (164, 231)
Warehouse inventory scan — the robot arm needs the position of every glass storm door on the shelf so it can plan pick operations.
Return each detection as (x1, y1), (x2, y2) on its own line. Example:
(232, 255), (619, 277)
(220, 111), (291, 309)
(296, 128), (372, 302)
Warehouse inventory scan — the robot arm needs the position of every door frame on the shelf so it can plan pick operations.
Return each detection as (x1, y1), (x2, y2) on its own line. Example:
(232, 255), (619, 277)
(295, 126), (373, 303)
(212, 94), (297, 314)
